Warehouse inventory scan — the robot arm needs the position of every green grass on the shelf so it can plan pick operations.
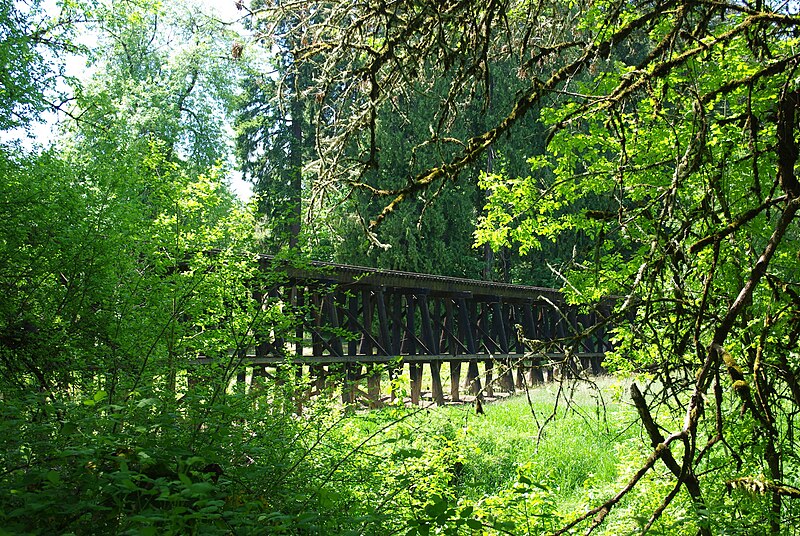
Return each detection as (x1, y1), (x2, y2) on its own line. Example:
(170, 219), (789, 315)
(442, 377), (636, 500)
(331, 375), (643, 533)
(309, 374), (772, 535)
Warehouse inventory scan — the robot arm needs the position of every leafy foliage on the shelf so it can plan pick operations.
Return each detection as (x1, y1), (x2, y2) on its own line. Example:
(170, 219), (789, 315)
(9, 0), (800, 534)
(476, 2), (800, 533)
(0, 0), (80, 130)
(254, 0), (800, 532)
(0, 2), (332, 534)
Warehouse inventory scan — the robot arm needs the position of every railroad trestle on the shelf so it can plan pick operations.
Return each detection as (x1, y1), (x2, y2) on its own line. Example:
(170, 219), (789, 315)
(219, 258), (613, 406)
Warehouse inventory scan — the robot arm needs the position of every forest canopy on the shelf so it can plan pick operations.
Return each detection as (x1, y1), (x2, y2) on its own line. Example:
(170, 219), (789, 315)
(3, 0), (800, 533)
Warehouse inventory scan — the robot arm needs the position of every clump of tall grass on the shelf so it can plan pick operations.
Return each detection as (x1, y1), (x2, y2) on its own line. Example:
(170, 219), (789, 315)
(324, 375), (642, 534)
(434, 377), (638, 503)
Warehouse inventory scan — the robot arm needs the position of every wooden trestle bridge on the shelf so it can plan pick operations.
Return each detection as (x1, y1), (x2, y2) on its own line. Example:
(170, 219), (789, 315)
(238, 257), (613, 406)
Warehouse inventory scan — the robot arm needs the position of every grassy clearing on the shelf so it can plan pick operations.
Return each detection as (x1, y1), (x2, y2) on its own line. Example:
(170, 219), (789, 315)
(332, 375), (790, 536)
(467, 380), (633, 497)
(331, 375), (648, 534)
(453, 378), (637, 502)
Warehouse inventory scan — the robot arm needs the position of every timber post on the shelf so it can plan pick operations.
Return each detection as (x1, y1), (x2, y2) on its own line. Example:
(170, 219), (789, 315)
(197, 256), (612, 408)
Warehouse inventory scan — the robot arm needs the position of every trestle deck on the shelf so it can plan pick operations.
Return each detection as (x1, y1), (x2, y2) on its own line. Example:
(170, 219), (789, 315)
(214, 257), (613, 406)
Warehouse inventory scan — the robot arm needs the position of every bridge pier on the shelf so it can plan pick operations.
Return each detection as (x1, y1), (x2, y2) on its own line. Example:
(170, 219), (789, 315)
(218, 351), (608, 409)
(449, 361), (461, 402)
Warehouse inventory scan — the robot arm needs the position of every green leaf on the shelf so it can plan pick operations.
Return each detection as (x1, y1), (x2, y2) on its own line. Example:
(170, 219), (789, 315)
(178, 472), (193, 487)
(45, 470), (61, 486)
(465, 518), (482, 530)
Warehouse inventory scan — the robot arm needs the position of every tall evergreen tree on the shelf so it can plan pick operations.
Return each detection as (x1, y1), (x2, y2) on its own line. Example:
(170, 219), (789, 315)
(235, 1), (312, 251)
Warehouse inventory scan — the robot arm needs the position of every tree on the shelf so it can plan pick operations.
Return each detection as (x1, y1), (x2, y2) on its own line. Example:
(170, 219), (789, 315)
(235, 0), (316, 251)
(242, 2), (558, 279)
(246, 0), (602, 283)
(325, 71), (491, 276)
(73, 0), (239, 171)
(0, 0), (86, 131)
(256, 0), (800, 532)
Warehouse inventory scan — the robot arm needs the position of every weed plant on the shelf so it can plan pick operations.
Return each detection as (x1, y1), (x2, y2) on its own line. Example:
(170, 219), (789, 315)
(4, 371), (788, 535)
(318, 375), (647, 535)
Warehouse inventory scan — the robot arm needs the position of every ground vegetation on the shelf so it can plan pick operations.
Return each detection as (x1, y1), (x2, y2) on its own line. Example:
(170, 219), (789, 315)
(4, 0), (800, 534)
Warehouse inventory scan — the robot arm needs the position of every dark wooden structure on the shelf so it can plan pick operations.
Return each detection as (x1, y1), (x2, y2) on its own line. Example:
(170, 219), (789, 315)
(234, 257), (612, 406)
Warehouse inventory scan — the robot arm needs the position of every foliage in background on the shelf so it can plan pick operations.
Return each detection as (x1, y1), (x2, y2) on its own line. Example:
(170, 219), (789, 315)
(75, 0), (240, 171)
(0, 0), (83, 130)
(237, 3), (571, 282)
(234, 0), (311, 250)
(8, 0), (800, 534)
(254, 0), (800, 532)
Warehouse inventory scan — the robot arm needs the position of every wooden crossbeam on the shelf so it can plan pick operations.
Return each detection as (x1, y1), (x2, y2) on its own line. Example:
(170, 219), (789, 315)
(232, 257), (614, 407)
(197, 352), (607, 365)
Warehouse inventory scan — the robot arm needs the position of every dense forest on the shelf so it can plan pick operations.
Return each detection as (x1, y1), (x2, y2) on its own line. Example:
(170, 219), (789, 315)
(3, 0), (800, 534)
